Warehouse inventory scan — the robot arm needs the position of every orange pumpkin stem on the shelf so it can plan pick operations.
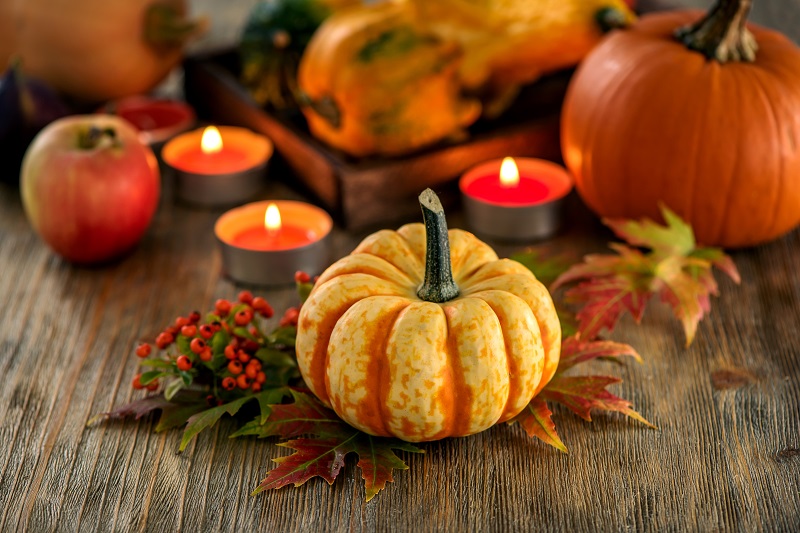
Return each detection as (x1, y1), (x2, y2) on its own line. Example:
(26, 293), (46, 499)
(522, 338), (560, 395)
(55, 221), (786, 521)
(416, 189), (460, 303)
(675, 0), (758, 62)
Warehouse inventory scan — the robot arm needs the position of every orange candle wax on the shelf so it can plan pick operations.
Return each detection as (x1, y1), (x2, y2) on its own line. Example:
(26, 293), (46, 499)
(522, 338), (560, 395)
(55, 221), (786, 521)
(231, 224), (318, 251)
(162, 125), (272, 176)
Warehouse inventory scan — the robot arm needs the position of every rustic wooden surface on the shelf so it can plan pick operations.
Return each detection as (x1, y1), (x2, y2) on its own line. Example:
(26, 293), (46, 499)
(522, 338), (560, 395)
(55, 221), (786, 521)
(1, 167), (799, 531)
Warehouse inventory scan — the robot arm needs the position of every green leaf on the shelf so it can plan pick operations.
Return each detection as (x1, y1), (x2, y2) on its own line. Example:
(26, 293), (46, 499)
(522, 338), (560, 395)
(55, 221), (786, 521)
(268, 326), (297, 347)
(510, 250), (574, 287)
(139, 370), (170, 386)
(176, 334), (192, 356)
(178, 370), (194, 386)
(256, 347), (297, 368)
(211, 330), (230, 355)
(179, 395), (258, 452)
(164, 379), (184, 401)
(604, 204), (695, 257)
(233, 327), (257, 341)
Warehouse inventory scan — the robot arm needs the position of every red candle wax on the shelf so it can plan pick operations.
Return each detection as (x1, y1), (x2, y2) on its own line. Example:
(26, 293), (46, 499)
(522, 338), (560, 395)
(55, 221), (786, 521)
(231, 224), (318, 251)
(171, 147), (251, 175)
(463, 174), (551, 206)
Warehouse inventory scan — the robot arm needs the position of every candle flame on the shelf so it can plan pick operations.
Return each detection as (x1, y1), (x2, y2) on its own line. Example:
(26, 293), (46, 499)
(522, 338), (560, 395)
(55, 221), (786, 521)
(499, 157), (520, 188)
(265, 203), (282, 232)
(201, 126), (223, 154)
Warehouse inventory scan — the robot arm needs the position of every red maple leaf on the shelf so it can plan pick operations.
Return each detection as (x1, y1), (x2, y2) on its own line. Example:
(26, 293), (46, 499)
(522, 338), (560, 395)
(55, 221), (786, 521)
(552, 206), (740, 345)
(250, 390), (423, 501)
(511, 334), (654, 452)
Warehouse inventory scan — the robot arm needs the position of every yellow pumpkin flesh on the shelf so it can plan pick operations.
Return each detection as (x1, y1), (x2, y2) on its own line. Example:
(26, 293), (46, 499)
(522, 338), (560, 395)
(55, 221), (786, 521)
(296, 191), (560, 442)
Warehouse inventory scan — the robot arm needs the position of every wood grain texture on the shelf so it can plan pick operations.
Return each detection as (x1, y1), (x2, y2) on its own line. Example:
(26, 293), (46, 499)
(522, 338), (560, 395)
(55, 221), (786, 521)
(1, 166), (799, 531)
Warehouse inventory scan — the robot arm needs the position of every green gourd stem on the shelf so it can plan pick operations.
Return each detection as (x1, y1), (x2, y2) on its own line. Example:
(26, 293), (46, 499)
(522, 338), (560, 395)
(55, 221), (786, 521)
(77, 126), (119, 151)
(675, 0), (757, 63)
(595, 7), (632, 33)
(144, 0), (208, 49)
(416, 189), (459, 303)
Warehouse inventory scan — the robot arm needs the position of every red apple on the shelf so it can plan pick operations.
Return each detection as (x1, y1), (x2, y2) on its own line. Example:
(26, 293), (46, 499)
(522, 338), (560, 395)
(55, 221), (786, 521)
(21, 115), (160, 264)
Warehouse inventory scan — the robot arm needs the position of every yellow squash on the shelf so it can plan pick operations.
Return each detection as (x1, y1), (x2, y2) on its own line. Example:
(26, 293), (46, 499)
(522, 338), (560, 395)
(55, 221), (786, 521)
(297, 1), (480, 157)
(296, 190), (561, 442)
(408, 0), (637, 90)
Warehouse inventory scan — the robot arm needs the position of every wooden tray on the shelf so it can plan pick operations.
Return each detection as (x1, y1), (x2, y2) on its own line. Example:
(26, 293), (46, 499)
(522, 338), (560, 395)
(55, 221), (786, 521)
(184, 53), (568, 230)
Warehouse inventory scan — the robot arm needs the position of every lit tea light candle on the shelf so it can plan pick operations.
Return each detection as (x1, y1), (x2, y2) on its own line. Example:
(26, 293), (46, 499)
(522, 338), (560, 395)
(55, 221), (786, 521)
(215, 200), (333, 286)
(460, 157), (573, 241)
(162, 125), (273, 207)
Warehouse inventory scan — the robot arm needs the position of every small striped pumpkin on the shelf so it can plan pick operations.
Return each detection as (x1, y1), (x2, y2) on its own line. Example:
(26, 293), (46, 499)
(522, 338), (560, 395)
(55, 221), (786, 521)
(296, 189), (560, 442)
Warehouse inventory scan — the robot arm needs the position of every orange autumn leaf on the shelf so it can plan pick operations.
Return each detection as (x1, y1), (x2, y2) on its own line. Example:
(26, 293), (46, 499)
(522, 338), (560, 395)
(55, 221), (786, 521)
(552, 206), (740, 346)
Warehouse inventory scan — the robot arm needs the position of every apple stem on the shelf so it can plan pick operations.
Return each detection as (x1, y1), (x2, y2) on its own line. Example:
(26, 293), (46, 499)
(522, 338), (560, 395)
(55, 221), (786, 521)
(78, 126), (120, 150)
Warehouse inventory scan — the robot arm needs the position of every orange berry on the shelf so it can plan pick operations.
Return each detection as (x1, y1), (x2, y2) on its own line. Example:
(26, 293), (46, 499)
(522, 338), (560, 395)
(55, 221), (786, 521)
(222, 377), (236, 390)
(132, 374), (144, 389)
(190, 338), (206, 354)
(238, 291), (253, 304)
(176, 355), (192, 371)
(256, 371), (266, 384)
(294, 271), (311, 283)
(146, 380), (159, 391)
(251, 382), (262, 392)
(155, 332), (173, 349)
(181, 325), (197, 337)
(224, 345), (237, 360)
(236, 374), (251, 389)
(215, 299), (232, 316)
(245, 365), (258, 380)
(238, 351), (251, 364)
(199, 347), (213, 362)
(174, 316), (190, 328)
(135, 344), (151, 358)
(227, 360), (243, 375)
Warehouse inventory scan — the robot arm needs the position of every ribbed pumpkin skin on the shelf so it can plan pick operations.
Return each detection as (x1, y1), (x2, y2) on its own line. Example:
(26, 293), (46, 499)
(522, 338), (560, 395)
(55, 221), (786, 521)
(296, 223), (560, 442)
(562, 10), (800, 248)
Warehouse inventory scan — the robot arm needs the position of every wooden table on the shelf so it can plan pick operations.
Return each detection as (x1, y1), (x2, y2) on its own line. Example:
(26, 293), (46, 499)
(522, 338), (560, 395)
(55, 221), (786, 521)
(1, 167), (799, 531)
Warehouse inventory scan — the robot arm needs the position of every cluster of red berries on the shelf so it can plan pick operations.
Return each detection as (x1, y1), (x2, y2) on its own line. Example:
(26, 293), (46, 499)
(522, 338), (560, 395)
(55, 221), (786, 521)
(131, 272), (316, 401)
(132, 290), (280, 397)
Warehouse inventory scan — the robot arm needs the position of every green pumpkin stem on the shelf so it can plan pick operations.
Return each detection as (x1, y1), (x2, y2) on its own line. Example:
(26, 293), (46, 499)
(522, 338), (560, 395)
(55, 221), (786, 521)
(417, 189), (459, 303)
(675, 0), (757, 63)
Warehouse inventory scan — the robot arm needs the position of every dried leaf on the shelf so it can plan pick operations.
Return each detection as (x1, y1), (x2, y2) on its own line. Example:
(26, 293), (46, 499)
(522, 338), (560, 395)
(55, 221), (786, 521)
(539, 375), (654, 428)
(552, 206), (739, 345)
(509, 397), (568, 453)
(86, 390), (207, 428)
(253, 430), (423, 501)
(558, 334), (642, 373)
(230, 389), (343, 439)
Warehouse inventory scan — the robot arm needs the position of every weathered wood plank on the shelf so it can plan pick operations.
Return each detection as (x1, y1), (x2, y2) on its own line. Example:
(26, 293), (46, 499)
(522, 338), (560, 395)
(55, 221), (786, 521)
(3, 171), (799, 532)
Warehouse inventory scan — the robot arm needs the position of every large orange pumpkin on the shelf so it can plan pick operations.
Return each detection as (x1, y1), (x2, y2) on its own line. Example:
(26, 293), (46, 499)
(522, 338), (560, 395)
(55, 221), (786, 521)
(1, 0), (204, 102)
(296, 190), (560, 442)
(561, 0), (800, 248)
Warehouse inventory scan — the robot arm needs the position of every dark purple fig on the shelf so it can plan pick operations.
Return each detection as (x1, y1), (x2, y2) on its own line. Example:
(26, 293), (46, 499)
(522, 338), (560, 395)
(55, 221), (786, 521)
(0, 61), (70, 184)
